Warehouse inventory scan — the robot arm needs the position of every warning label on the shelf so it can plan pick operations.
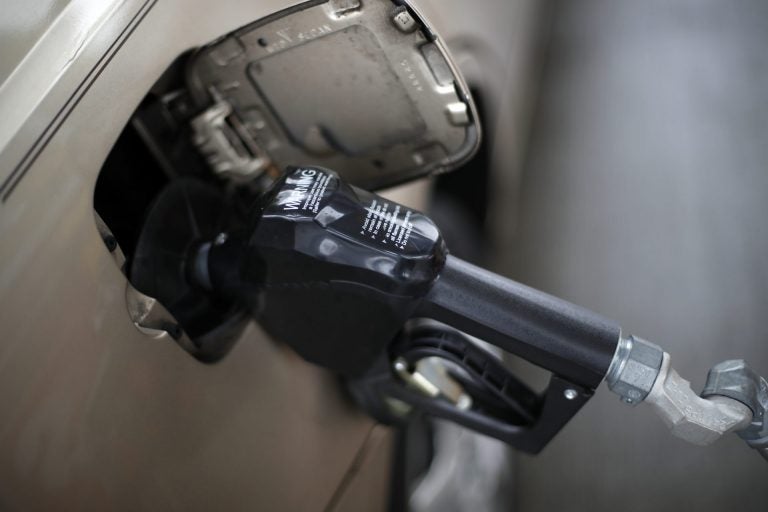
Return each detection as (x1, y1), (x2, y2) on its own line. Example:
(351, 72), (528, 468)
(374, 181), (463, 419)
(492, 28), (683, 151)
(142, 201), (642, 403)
(281, 168), (332, 214)
(360, 198), (414, 251)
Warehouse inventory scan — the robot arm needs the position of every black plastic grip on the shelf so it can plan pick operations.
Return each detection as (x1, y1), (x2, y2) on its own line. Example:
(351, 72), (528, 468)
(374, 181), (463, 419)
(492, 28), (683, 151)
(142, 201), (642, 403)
(417, 255), (621, 388)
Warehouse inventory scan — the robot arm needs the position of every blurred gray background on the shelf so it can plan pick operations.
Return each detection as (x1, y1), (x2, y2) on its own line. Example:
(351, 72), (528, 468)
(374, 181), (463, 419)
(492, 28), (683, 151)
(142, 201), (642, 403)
(493, 0), (768, 510)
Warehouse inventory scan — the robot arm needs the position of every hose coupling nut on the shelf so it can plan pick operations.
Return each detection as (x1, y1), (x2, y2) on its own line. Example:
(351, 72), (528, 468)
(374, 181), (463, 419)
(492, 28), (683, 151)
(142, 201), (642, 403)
(606, 335), (664, 406)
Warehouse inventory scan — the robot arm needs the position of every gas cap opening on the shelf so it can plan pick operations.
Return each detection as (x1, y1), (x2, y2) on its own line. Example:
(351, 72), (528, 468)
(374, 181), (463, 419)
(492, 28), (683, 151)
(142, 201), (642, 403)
(92, 0), (480, 362)
(93, 52), (254, 362)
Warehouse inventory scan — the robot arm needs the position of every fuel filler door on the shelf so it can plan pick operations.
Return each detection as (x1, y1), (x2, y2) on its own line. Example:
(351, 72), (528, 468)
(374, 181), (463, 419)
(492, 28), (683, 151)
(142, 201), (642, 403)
(185, 0), (479, 190)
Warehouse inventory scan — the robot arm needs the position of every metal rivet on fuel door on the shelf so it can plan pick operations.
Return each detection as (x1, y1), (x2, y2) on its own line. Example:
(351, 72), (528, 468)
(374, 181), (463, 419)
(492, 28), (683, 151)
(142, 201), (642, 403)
(392, 7), (417, 33)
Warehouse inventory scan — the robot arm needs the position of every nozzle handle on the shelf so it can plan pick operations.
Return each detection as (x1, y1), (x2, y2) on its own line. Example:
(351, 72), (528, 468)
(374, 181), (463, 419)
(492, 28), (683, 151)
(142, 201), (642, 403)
(417, 255), (621, 388)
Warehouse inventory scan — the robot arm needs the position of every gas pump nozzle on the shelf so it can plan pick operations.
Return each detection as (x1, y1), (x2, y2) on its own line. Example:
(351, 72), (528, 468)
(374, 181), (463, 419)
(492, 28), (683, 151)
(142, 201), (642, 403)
(196, 167), (619, 381)
(181, 166), (766, 455)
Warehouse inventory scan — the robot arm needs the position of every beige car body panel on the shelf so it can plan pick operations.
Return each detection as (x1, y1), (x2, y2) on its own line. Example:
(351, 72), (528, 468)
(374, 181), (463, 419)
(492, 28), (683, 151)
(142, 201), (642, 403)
(0, 0), (543, 509)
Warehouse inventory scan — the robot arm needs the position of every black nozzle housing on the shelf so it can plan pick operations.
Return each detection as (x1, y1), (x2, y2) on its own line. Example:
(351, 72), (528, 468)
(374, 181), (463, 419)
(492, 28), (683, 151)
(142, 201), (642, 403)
(201, 166), (447, 375)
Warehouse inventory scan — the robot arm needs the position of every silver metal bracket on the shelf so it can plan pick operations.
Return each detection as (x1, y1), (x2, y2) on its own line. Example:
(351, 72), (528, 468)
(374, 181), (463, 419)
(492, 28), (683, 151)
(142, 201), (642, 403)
(190, 90), (271, 181)
(393, 356), (473, 411)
